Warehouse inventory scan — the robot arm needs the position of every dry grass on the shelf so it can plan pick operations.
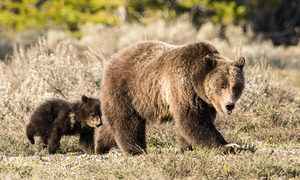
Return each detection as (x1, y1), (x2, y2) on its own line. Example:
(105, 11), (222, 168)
(0, 18), (299, 179)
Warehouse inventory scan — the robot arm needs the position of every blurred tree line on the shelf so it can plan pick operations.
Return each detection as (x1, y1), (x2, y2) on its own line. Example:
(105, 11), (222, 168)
(0, 0), (299, 45)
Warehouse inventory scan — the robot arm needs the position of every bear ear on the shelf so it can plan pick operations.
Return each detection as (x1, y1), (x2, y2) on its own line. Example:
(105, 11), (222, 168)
(233, 57), (245, 69)
(204, 54), (216, 69)
(81, 95), (89, 103)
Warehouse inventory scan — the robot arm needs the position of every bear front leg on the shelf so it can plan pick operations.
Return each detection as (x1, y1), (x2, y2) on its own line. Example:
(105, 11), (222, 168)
(173, 104), (228, 148)
(79, 126), (94, 153)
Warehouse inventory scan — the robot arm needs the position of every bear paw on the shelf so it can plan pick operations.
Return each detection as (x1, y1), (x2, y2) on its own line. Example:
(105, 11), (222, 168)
(223, 143), (256, 154)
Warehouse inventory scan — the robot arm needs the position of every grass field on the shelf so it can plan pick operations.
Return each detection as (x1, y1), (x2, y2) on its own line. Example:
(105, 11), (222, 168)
(0, 19), (299, 179)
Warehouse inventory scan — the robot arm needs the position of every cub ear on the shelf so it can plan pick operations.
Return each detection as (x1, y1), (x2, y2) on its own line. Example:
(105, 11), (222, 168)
(233, 57), (245, 69)
(81, 95), (89, 103)
(204, 54), (216, 69)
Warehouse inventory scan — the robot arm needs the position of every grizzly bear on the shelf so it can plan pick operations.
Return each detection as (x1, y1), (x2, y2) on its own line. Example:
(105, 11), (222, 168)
(95, 41), (245, 155)
(26, 95), (102, 154)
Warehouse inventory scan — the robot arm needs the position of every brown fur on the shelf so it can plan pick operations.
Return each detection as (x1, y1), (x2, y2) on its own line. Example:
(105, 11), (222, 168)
(94, 125), (116, 154)
(96, 41), (245, 155)
(26, 95), (102, 154)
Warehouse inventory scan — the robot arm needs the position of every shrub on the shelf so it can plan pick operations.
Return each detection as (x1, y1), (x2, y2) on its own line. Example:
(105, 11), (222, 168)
(0, 0), (124, 32)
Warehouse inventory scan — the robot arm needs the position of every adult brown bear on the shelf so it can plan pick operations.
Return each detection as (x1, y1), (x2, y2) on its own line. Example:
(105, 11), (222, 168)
(96, 41), (245, 155)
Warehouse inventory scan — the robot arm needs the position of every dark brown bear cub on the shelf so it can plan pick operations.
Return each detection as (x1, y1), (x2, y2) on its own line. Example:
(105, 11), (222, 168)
(26, 95), (102, 154)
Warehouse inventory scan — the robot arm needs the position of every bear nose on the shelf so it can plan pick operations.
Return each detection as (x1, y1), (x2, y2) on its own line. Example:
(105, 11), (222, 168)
(225, 103), (235, 111)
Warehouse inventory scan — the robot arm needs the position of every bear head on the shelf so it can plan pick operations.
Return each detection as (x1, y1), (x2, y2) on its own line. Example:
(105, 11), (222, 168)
(203, 56), (245, 115)
(78, 95), (102, 128)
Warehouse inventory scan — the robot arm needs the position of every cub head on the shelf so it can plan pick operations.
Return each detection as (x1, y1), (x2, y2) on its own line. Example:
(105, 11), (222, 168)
(79, 95), (102, 128)
(204, 56), (245, 115)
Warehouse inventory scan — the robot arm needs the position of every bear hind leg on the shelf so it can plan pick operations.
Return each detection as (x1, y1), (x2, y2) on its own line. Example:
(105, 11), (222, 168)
(48, 112), (65, 154)
(113, 114), (146, 155)
(41, 134), (49, 148)
(26, 123), (35, 144)
(94, 124), (116, 154)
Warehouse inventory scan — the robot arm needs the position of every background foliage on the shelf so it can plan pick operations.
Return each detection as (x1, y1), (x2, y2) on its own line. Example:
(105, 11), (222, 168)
(0, 0), (299, 45)
(0, 0), (123, 31)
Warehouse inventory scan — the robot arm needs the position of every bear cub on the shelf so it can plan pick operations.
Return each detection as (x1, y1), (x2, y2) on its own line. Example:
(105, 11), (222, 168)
(26, 95), (102, 154)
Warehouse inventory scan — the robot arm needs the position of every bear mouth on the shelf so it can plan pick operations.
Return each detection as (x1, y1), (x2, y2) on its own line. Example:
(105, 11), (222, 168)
(221, 109), (232, 115)
(226, 110), (233, 115)
(210, 97), (235, 116)
(219, 109), (232, 116)
(96, 122), (102, 127)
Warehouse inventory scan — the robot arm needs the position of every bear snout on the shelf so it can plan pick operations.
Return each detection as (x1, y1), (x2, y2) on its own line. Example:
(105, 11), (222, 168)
(85, 116), (102, 128)
(225, 103), (235, 111)
(96, 119), (102, 127)
(225, 103), (235, 114)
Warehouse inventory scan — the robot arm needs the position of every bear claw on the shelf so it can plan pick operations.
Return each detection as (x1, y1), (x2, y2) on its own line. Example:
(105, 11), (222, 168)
(224, 143), (256, 154)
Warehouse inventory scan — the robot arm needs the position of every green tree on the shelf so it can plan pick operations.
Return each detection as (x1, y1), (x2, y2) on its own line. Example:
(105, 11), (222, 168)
(0, 0), (125, 32)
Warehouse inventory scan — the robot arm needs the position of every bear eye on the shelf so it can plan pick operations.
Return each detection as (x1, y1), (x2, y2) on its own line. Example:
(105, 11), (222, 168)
(232, 86), (238, 91)
(221, 82), (227, 89)
(232, 85), (242, 92)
